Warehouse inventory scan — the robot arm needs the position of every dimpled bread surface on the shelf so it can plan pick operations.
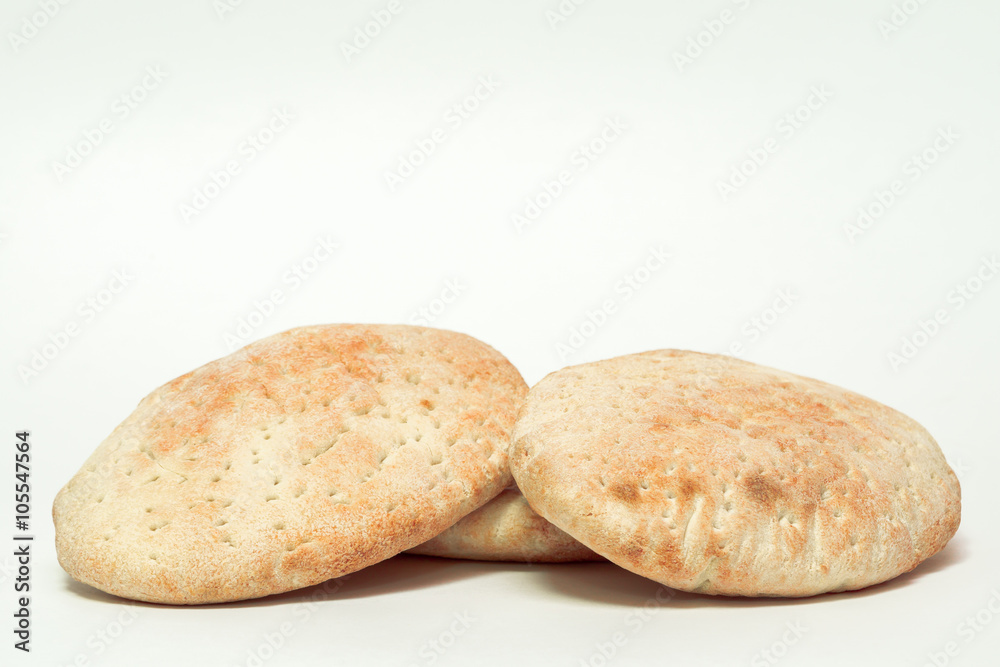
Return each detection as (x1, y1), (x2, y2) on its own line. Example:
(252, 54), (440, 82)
(53, 324), (527, 604)
(511, 350), (961, 596)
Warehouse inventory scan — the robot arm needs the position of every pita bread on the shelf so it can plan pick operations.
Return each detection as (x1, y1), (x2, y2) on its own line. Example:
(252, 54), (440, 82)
(53, 324), (526, 604)
(511, 350), (961, 596)
(408, 488), (600, 562)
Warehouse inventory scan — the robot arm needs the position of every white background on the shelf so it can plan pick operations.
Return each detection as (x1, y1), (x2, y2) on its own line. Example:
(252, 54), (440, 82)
(2, 1), (999, 665)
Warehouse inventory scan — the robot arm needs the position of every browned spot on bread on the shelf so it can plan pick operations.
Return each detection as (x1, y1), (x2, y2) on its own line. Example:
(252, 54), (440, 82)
(333, 332), (383, 380)
(678, 476), (701, 499)
(744, 473), (782, 506)
(609, 481), (639, 504)
(620, 541), (644, 563)
(654, 541), (683, 573)
(774, 435), (795, 452)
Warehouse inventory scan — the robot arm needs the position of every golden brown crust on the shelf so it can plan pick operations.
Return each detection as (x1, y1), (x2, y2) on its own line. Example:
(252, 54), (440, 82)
(408, 488), (601, 562)
(511, 350), (961, 597)
(53, 324), (527, 604)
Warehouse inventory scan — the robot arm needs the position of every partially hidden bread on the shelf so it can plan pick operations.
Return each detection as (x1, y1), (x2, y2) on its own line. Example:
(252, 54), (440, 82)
(53, 324), (527, 604)
(510, 350), (961, 597)
(409, 488), (601, 562)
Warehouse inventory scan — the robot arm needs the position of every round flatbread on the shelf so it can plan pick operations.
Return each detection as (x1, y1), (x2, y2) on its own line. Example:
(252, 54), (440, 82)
(408, 488), (600, 562)
(511, 350), (961, 597)
(53, 324), (526, 604)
